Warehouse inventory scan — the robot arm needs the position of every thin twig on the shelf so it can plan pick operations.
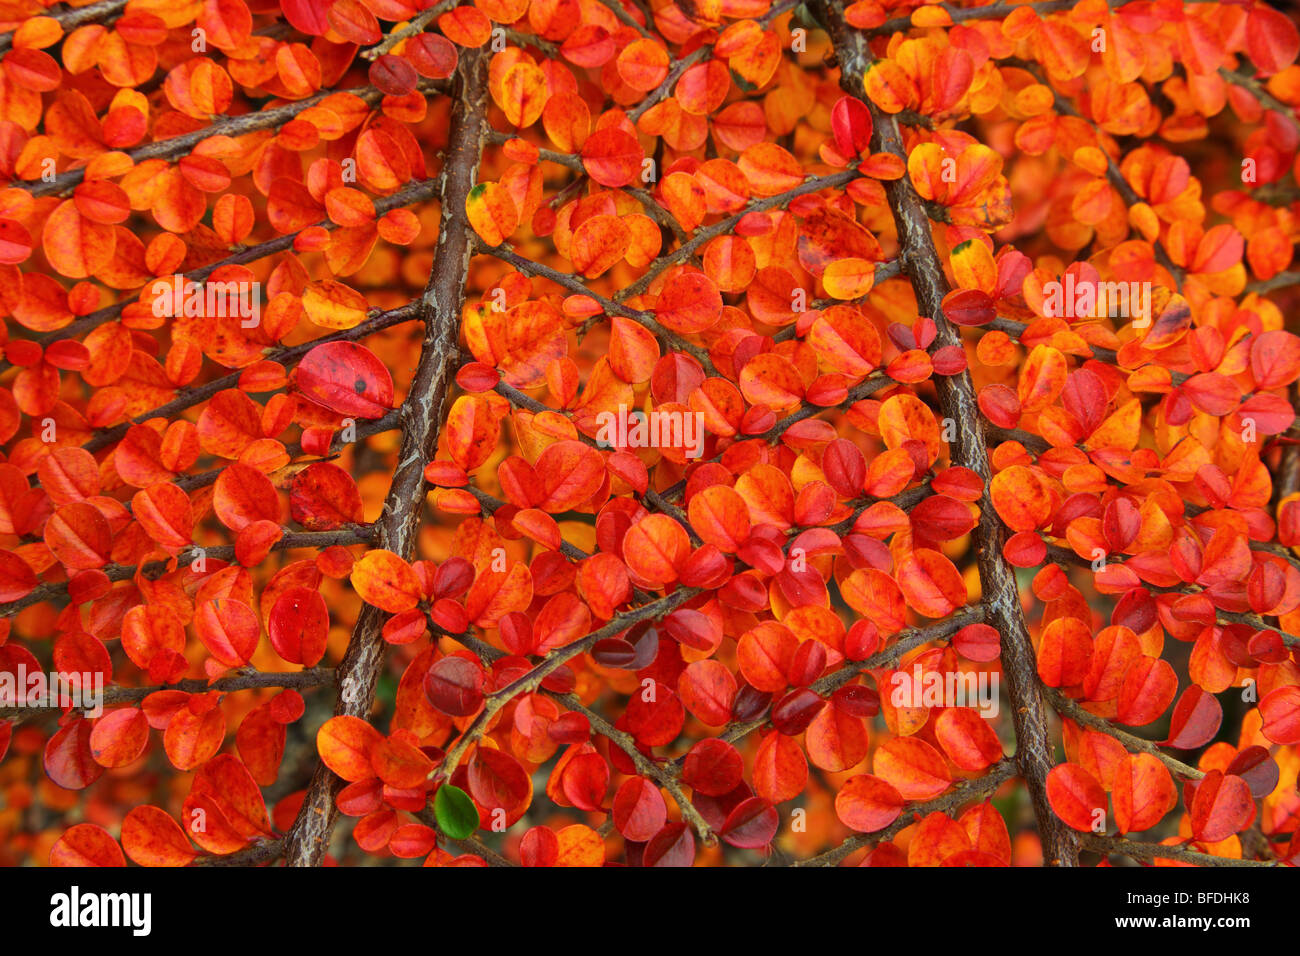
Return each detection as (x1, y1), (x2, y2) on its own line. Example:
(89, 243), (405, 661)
(1, 667), (335, 722)
(0, 527), (374, 619)
(791, 758), (1017, 867)
(0, 0), (128, 55)
(1082, 833), (1280, 867)
(1043, 686), (1203, 781)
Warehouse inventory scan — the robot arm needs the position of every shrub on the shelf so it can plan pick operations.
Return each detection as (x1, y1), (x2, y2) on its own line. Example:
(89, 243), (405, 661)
(0, 0), (1298, 868)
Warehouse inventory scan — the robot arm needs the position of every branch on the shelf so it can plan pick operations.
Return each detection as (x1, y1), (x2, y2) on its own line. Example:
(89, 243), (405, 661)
(283, 49), (490, 868)
(431, 586), (700, 782)
(426, 613), (717, 842)
(815, 0), (1079, 866)
(658, 370), (895, 501)
(1043, 685), (1204, 781)
(1082, 833), (1281, 867)
(987, 316), (1190, 386)
(548, 689), (717, 844)
(627, 49), (706, 124)
(863, 0), (1197, 37)
(0, 0), (128, 55)
(1246, 270), (1300, 295)
(15, 79), (447, 198)
(1043, 529), (1300, 636)
(434, 618), (712, 841)
(78, 303), (422, 455)
(479, 241), (716, 369)
(597, 0), (652, 39)
(9, 170), (446, 380)
(171, 409), (403, 497)
(362, 0), (456, 60)
(0, 527), (374, 619)
(461, 484), (596, 564)
(427, 827), (517, 866)
(790, 758), (1017, 866)
(811, 605), (988, 696)
(625, 0), (799, 124)
(1276, 382), (1300, 508)
(668, 605), (986, 773)
(191, 837), (286, 867)
(614, 171), (860, 303)
(1219, 63), (1300, 135)
(0, 667), (335, 723)
(1034, 77), (1184, 292)
(486, 380), (696, 539)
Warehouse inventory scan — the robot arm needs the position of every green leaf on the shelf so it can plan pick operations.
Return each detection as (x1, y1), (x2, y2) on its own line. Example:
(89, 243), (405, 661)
(434, 784), (479, 840)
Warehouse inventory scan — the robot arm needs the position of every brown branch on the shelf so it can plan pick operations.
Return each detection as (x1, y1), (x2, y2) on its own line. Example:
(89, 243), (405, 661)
(811, 605), (987, 697)
(598, 0), (653, 39)
(1247, 270), (1300, 295)
(283, 49), (489, 868)
(627, 49), (706, 124)
(429, 615), (712, 840)
(363, 0), (456, 60)
(823, 480), (934, 537)
(790, 758), (1017, 866)
(431, 585), (700, 783)
(191, 837), (286, 867)
(986, 423), (1049, 454)
(461, 484), (596, 564)
(487, 380), (696, 538)
(485, 129), (580, 169)
(431, 627), (709, 847)
(626, 185), (689, 244)
(1082, 833), (1280, 867)
(442, 834), (515, 866)
(1219, 63), (1300, 135)
(1209, 611), (1298, 648)
(7, 171), (446, 381)
(1275, 382), (1300, 506)
(481, 130), (686, 242)
(816, 0), (1079, 866)
(614, 171), (860, 303)
(15, 79), (447, 198)
(169, 409), (403, 499)
(1041, 517), (1300, 628)
(78, 303), (423, 455)
(0, 0), (128, 55)
(987, 316), (1190, 385)
(479, 241), (717, 369)
(457, 484), (663, 606)
(409, 807), (516, 865)
(0, 526), (374, 619)
(0, 666), (335, 723)
(1032, 79), (1184, 292)
(548, 689), (717, 844)
(1043, 685), (1203, 781)
(658, 370), (894, 501)
(863, 0), (1212, 38)
(625, 0), (799, 124)
(665, 606), (986, 775)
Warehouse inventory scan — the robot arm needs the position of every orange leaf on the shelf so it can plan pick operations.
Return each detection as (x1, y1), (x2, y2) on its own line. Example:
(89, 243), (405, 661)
(351, 549), (423, 612)
(317, 715), (385, 782)
(873, 736), (950, 799)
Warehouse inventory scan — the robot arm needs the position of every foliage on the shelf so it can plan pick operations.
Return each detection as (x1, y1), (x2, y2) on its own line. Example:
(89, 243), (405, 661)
(0, 0), (1298, 868)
